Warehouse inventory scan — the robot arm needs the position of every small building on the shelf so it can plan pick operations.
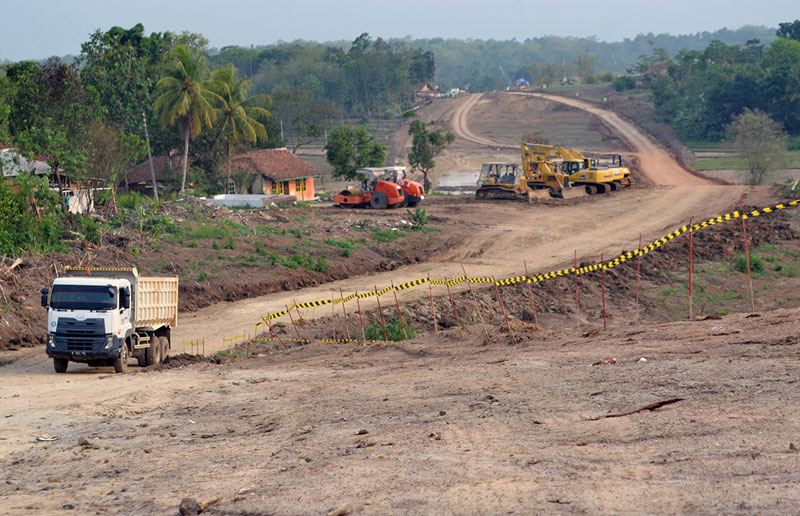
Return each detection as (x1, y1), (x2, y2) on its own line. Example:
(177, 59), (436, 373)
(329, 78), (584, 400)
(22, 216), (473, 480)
(414, 83), (442, 103)
(228, 148), (319, 201)
(126, 151), (181, 194)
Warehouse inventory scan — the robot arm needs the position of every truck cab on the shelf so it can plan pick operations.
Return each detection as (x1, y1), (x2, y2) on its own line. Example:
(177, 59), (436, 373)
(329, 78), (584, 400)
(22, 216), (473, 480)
(41, 267), (178, 374)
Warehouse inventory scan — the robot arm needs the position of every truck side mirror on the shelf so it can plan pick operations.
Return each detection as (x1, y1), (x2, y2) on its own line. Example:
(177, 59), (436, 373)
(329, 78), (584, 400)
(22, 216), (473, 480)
(41, 287), (49, 308)
(121, 288), (130, 309)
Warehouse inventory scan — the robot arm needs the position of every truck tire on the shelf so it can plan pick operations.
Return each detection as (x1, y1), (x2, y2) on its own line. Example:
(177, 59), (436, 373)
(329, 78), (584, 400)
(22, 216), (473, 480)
(369, 191), (388, 210)
(113, 344), (129, 374)
(159, 336), (170, 361)
(396, 191), (409, 208)
(137, 350), (148, 367)
(145, 338), (160, 366)
(53, 357), (68, 373)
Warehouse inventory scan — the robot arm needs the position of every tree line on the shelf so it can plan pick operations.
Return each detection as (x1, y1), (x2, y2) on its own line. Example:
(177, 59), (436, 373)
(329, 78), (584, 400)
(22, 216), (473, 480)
(637, 21), (800, 141)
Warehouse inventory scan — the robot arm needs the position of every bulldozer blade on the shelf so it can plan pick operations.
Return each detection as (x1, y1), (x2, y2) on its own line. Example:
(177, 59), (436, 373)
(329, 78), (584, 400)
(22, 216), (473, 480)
(527, 189), (552, 202)
(560, 188), (588, 199)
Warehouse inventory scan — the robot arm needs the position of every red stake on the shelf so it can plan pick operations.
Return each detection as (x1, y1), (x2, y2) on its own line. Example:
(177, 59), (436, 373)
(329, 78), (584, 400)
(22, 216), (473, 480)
(600, 253), (607, 330)
(293, 300), (313, 343)
(494, 282), (516, 343)
(460, 260), (489, 339)
(427, 276), (439, 335)
(331, 292), (336, 341)
(266, 317), (288, 349)
(355, 291), (366, 341)
(340, 288), (351, 342)
(391, 282), (408, 340)
(375, 286), (388, 342)
(444, 276), (464, 339)
(574, 250), (579, 330)
(635, 233), (642, 326)
(689, 217), (694, 321)
(741, 196), (756, 313)
(286, 304), (303, 343)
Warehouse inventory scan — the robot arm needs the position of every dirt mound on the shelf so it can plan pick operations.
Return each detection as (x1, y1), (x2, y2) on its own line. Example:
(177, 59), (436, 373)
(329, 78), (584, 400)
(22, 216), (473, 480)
(146, 353), (225, 371)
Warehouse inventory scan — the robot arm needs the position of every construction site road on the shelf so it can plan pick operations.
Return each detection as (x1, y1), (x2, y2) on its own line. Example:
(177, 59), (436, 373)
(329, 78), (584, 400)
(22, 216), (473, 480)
(168, 185), (745, 355)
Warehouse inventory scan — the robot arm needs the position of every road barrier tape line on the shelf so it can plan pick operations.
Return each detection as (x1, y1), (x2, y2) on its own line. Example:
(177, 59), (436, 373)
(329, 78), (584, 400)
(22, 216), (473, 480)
(251, 198), (800, 329)
(223, 334), (245, 343)
(253, 337), (383, 344)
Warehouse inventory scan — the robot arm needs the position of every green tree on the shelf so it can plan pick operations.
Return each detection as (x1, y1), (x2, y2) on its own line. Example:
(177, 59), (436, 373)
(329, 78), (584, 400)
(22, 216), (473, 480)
(726, 108), (788, 185)
(777, 20), (800, 41)
(270, 87), (339, 153)
(324, 125), (386, 180)
(153, 45), (222, 193)
(407, 119), (455, 193)
(211, 64), (271, 188)
(84, 121), (145, 213)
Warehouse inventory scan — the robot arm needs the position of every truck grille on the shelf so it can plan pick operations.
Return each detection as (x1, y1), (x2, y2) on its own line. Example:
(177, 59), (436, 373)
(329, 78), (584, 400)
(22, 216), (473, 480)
(55, 318), (106, 352)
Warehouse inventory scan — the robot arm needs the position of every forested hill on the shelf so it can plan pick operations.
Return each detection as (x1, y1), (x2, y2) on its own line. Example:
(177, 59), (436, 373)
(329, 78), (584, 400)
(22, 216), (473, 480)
(208, 25), (776, 93)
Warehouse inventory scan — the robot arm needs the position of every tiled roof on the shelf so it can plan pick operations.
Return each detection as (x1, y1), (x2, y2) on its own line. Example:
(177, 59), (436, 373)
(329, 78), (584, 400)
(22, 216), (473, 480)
(229, 148), (319, 181)
(127, 153), (179, 184)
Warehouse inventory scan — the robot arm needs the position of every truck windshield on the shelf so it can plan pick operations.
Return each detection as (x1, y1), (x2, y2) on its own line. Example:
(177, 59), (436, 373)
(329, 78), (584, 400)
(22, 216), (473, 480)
(51, 285), (117, 311)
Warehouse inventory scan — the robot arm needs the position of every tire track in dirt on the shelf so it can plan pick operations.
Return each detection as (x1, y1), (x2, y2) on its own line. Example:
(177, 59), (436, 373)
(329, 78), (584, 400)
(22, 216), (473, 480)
(451, 93), (519, 149)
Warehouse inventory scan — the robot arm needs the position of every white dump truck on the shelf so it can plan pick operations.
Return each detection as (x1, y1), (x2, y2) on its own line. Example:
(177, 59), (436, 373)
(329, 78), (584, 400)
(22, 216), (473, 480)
(41, 267), (178, 374)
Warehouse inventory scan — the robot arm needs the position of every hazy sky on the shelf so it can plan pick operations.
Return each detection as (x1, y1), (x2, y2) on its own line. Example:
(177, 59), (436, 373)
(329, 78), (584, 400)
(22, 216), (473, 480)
(1, 0), (796, 61)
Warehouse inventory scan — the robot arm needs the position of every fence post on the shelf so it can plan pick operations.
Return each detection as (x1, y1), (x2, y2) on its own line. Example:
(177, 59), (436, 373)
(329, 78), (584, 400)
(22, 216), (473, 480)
(266, 317), (287, 349)
(355, 291), (366, 341)
(741, 196), (756, 313)
(460, 261), (489, 339)
(444, 276), (464, 339)
(689, 217), (694, 320)
(523, 261), (543, 341)
(340, 288), (351, 342)
(574, 250), (580, 330)
(330, 292), (336, 341)
(391, 282), (408, 340)
(635, 233), (642, 326)
(375, 286), (388, 342)
(601, 253), (607, 330)
(287, 304), (303, 342)
(427, 276), (439, 335)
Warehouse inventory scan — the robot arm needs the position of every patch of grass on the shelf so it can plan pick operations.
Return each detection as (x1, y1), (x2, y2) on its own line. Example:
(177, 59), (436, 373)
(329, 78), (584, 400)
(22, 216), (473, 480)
(198, 271), (210, 281)
(325, 238), (361, 257)
(255, 224), (287, 236)
(223, 239), (236, 250)
(757, 243), (779, 252)
(372, 228), (405, 242)
(364, 314), (415, 342)
(188, 241), (198, 248)
(212, 241), (221, 250)
(780, 262), (799, 278)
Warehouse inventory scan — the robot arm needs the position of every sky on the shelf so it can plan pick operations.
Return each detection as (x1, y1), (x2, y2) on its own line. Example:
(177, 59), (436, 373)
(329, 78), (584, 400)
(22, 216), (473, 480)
(1, 0), (797, 61)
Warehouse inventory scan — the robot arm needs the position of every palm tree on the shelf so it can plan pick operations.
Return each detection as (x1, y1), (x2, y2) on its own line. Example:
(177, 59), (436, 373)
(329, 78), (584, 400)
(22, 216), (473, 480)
(153, 45), (221, 193)
(211, 64), (271, 190)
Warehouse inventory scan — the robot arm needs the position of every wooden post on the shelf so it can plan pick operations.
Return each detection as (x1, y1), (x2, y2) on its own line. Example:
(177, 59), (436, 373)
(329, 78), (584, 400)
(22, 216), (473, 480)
(287, 304), (303, 342)
(600, 253), (607, 330)
(689, 217), (694, 321)
(266, 318), (288, 349)
(635, 233), (642, 326)
(741, 197), (756, 313)
(523, 261), (543, 340)
(375, 286), (388, 342)
(293, 300), (313, 343)
(331, 292), (336, 341)
(460, 261), (489, 339)
(494, 282), (516, 343)
(355, 291), (366, 342)
(574, 250), (580, 330)
(427, 276), (439, 335)
(340, 288), (351, 342)
(246, 338), (250, 359)
(391, 282), (408, 340)
(444, 276), (464, 339)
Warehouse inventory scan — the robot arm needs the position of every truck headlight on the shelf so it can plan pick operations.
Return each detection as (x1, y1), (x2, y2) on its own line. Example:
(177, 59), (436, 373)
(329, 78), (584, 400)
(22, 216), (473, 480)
(104, 335), (114, 350)
(48, 334), (55, 347)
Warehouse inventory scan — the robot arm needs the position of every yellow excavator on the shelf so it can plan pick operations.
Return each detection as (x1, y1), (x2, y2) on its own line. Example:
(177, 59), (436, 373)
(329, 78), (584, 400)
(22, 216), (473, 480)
(522, 143), (631, 195)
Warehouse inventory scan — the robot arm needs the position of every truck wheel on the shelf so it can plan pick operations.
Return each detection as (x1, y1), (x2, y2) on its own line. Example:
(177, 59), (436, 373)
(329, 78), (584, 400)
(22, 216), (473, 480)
(396, 191), (409, 208)
(113, 344), (129, 374)
(369, 191), (388, 210)
(407, 198), (420, 207)
(53, 357), (68, 373)
(137, 350), (148, 367)
(145, 338), (160, 366)
(159, 336), (170, 361)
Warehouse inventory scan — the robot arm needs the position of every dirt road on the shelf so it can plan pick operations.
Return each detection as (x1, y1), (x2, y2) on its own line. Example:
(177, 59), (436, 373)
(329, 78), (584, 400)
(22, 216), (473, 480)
(2, 309), (799, 515)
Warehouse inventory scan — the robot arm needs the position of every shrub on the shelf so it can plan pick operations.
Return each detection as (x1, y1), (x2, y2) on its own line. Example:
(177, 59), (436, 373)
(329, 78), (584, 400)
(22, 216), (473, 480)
(733, 253), (764, 274)
(407, 207), (429, 230)
(372, 228), (404, 242)
(364, 313), (415, 342)
(223, 239), (236, 250)
(613, 76), (636, 92)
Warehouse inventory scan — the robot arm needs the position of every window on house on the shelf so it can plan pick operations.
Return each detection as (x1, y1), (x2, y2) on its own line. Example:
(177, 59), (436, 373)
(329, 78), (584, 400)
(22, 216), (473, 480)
(272, 180), (289, 195)
(295, 178), (307, 192)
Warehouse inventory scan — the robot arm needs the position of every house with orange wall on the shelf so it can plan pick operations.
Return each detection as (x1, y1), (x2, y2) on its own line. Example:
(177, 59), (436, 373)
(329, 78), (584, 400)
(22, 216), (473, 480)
(228, 148), (320, 201)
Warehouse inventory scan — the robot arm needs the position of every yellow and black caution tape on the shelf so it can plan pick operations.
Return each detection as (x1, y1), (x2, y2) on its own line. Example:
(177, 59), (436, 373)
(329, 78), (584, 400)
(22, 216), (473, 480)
(251, 198), (800, 329)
